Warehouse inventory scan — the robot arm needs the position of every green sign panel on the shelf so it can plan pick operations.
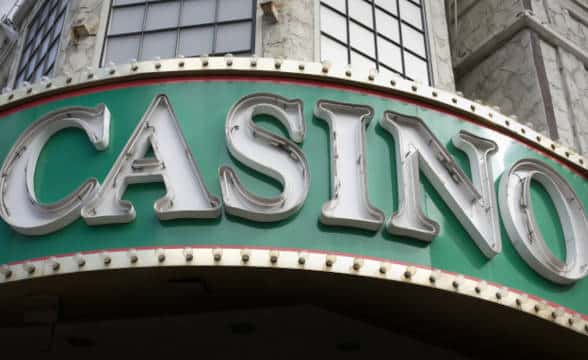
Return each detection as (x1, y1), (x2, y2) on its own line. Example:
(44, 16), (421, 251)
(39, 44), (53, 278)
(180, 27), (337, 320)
(0, 79), (586, 315)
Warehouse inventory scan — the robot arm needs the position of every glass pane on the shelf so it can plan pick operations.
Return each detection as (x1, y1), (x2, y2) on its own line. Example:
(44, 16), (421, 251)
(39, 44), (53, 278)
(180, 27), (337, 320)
(322, 0), (345, 13)
(320, 5), (347, 42)
(401, 23), (425, 57)
(376, 8), (399, 42)
(109, 5), (145, 35)
(46, 6), (57, 28)
(145, 1), (180, 30)
(178, 27), (214, 56)
(33, 62), (44, 82)
(321, 0), (345, 13)
(351, 50), (376, 70)
(52, 13), (65, 41)
(378, 64), (400, 78)
(113, 0), (145, 5)
(141, 30), (177, 60)
(181, 0), (215, 26)
(404, 51), (428, 84)
(215, 22), (252, 54)
(320, 35), (347, 63)
(19, 46), (32, 72)
(349, 0), (373, 28)
(377, 36), (401, 72)
(218, 0), (253, 22)
(44, 41), (59, 72)
(376, 0), (397, 14)
(25, 51), (37, 79)
(399, 0), (422, 29)
(350, 22), (375, 57)
(38, 35), (50, 59)
(104, 35), (140, 64)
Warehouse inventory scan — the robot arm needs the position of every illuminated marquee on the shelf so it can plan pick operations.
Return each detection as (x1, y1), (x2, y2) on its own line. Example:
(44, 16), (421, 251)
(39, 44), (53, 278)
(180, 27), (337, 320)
(0, 92), (586, 286)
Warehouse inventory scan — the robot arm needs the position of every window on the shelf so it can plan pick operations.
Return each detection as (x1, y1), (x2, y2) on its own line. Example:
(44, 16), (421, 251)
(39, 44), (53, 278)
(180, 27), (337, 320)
(102, 0), (256, 65)
(320, 0), (430, 84)
(14, 0), (69, 87)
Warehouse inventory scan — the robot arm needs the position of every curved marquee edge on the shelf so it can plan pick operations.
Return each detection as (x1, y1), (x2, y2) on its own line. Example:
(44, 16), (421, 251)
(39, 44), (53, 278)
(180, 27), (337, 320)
(0, 246), (586, 336)
(0, 56), (585, 175)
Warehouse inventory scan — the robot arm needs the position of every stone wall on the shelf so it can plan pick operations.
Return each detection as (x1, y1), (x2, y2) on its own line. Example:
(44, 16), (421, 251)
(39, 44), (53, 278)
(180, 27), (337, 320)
(447, 0), (588, 155)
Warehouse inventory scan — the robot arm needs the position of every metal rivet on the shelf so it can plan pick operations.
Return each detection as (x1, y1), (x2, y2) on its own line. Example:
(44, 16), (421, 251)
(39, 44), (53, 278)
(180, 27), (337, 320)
(157, 249), (165, 263)
(411, 85), (417, 92)
(242, 254), (250, 263)
(1, 265), (12, 279)
(201, 55), (209, 66)
(321, 61), (330, 73)
(178, 61), (185, 67)
(551, 144), (556, 150)
(214, 253), (221, 262)
(475, 286), (481, 294)
(495, 292), (502, 300)
(403, 266), (415, 279)
(75, 253), (86, 268)
(352, 259), (363, 271)
(505, 120), (510, 126)
(269, 251), (278, 264)
(155, 63), (161, 69)
(520, 128), (526, 134)
(390, 79), (396, 86)
(432, 91), (437, 97)
(568, 318), (574, 326)
(8, 94), (14, 100)
(87, 73), (94, 79)
(470, 104), (475, 111)
(452, 98), (457, 103)
(516, 298), (522, 306)
(325, 255), (336, 268)
(103, 255), (111, 265)
(565, 151), (570, 157)
(298, 256), (306, 265)
(298, 63), (305, 70)
(275, 58), (282, 69)
(345, 69), (352, 77)
(488, 112), (493, 118)
(129, 249), (138, 264)
(536, 135), (541, 141)
(452, 280), (459, 289)
(379, 265), (387, 274)
(46, 82), (52, 88)
(50, 257), (60, 271)
(24, 262), (35, 274)
(66, 77), (73, 83)
(26, 88), (32, 94)
(184, 248), (193, 262)
(579, 158), (584, 164)
(429, 275), (435, 284)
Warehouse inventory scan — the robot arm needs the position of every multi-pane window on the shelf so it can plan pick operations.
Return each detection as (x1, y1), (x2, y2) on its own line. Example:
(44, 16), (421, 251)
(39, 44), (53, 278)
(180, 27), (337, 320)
(320, 0), (430, 84)
(14, 0), (68, 87)
(102, 0), (256, 65)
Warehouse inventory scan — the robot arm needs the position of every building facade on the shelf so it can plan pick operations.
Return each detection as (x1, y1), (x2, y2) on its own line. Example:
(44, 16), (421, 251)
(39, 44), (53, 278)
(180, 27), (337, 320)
(0, 0), (586, 355)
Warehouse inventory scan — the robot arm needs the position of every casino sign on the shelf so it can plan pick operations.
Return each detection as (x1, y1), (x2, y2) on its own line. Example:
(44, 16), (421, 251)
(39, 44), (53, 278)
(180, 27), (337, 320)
(0, 57), (586, 336)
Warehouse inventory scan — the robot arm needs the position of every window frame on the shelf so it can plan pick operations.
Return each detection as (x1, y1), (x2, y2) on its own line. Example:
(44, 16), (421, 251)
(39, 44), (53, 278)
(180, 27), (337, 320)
(317, 0), (432, 85)
(9, 0), (71, 88)
(100, 0), (257, 66)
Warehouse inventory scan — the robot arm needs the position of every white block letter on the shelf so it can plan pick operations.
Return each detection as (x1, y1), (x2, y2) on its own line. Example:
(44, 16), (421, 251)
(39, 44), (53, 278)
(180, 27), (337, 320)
(0, 105), (110, 235)
(219, 93), (310, 222)
(499, 159), (588, 284)
(380, 111), (501, 258)
(314, 100), (384, 231)
(81, 94), (220, 224)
